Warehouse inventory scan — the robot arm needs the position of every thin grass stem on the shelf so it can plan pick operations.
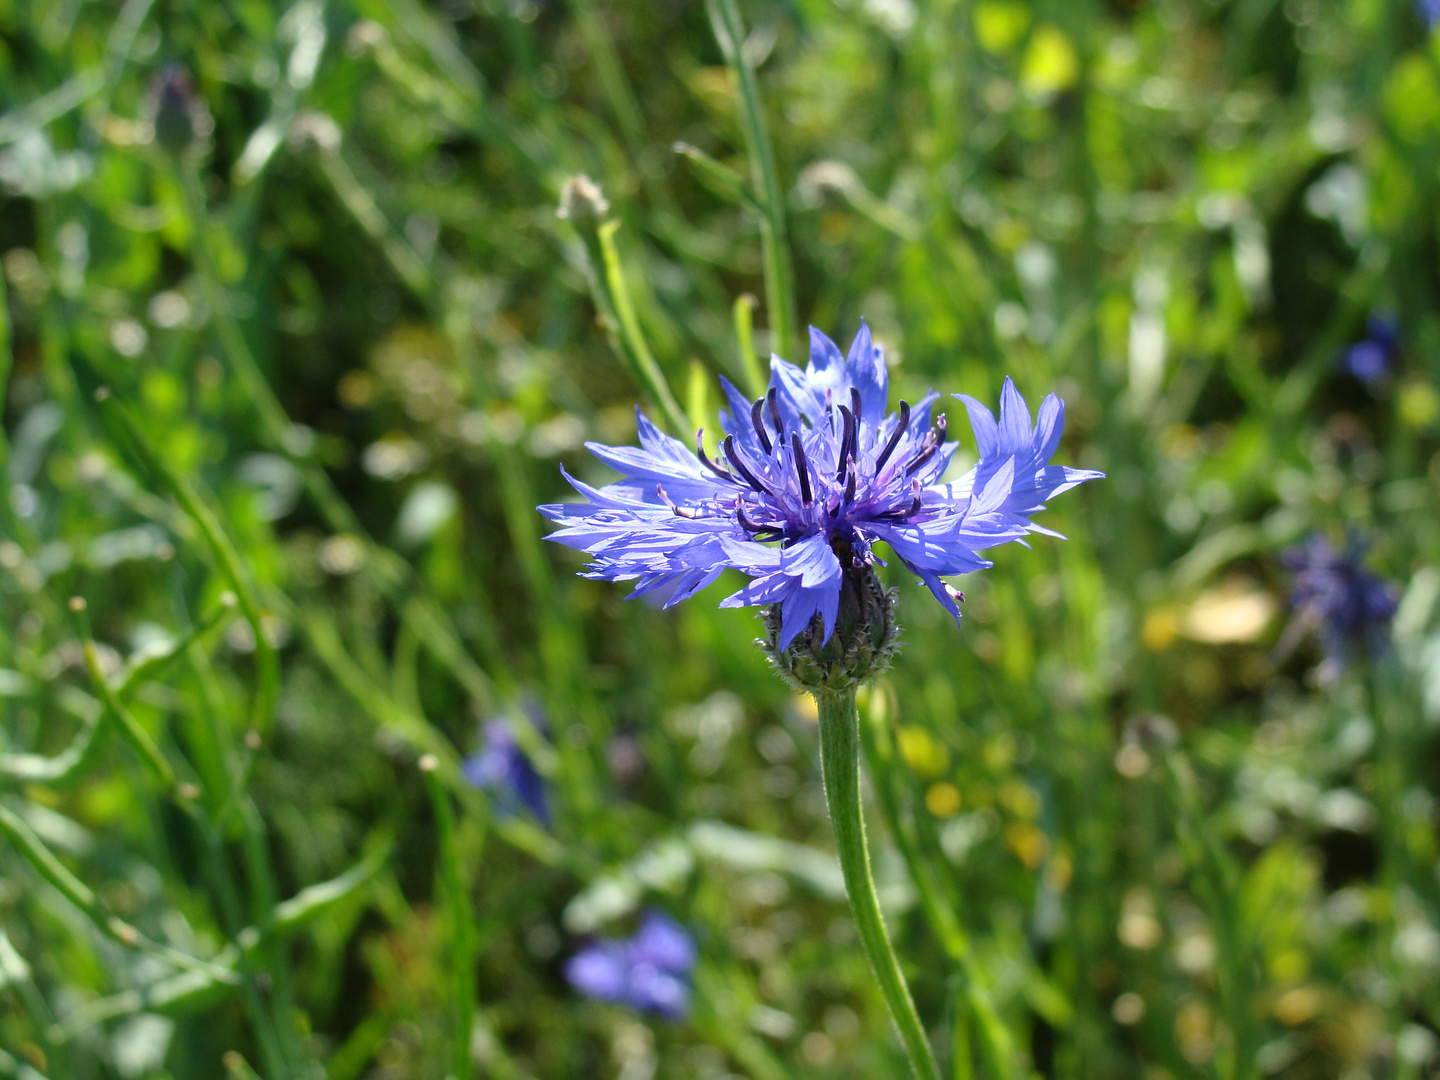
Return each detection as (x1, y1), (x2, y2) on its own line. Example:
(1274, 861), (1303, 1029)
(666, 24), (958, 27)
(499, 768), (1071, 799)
(705, 0), (797, 363)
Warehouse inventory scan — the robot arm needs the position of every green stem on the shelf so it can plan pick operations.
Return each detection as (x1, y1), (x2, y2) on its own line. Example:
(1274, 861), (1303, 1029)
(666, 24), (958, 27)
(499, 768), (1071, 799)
(815, 688), (941, 1080)
(858, 697), (1019, 1080)
(706, 0), (798, 363)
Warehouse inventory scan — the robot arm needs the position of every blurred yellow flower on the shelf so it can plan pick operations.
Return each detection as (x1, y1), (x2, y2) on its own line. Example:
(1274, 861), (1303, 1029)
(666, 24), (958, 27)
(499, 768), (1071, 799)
(1022, 26), (1079, 98)
(974, 1), (1030, 53)
(1004, 822), (1048, 869)
(897, 726), (950, 777)
(1273, 986), (1322, 1027)
(1142, 607), (1180, 651)
(925, 782), (962, 817)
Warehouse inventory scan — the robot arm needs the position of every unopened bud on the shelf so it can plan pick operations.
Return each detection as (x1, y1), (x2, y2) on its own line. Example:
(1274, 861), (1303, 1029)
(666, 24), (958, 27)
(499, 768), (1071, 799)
(557, 174), (611, 234)
(145, 64), (214, 157)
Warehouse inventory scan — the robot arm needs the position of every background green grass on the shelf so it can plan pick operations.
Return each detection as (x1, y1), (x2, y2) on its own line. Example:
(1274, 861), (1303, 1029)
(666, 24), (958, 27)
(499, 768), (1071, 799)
(3, 0), (1440, 1076)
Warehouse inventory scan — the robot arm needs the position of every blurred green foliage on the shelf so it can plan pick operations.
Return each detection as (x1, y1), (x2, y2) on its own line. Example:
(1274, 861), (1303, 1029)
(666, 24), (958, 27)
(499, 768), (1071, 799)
(2, 0), (1440, 1077)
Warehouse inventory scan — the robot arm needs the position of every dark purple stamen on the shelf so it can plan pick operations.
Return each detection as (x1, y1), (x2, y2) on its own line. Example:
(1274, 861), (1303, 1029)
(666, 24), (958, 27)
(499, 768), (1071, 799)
(836, 405), (855, 480)
(791, 433), (812, 505)
(875, 400), (910, 471)
(934, 415), (946, 444)
(850, 386), (862, 425)
(905, 442), (936, 476)
(696, 434), (735, 482)
(844, 465), (856, 504)
(766, 387), (783, 435)
(876, 484), (922, 521)
(724, 435), (771, 494)
(750, 399), (773, 455)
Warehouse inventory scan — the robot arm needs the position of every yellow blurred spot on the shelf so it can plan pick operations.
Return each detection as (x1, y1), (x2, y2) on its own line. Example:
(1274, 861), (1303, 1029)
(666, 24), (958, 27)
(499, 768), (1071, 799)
(1273, 986), (1323, 1026)
(896, 726), (950, 777)
(1021, 26), (1079, 99)
(925, 782), (962, 817)
(974, 1), (1030, 53)
(1045, 851), (1073, 892)
(792, 695), (818, 725)
(1400, 379), (1440, 429)
(1004, 822), (1048, 868)
(1175, 1000), (1213, 1064)
(999, 779), (1041, 820)
(1142, 607), (1179, 652)
(1180, 580), (1276, 644)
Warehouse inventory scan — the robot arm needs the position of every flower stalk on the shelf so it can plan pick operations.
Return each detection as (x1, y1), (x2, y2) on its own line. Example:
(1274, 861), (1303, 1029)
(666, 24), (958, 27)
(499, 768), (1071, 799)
(815, 686), (941, 1080)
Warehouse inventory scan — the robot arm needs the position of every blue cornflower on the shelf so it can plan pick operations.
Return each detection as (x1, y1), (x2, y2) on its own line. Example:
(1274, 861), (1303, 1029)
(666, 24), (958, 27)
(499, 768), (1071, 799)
(564, 910), (697, 1019)
(1280, 533), (1397, 667)
(462, 718), (549, 824)
(540, 322), (1101, 653)
(1420, 0), (1440, 29)
(1338, 314), (1399, 389)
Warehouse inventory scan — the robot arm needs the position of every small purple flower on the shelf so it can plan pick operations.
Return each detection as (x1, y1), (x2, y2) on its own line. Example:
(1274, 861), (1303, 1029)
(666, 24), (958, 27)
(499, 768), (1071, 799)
(462, 718), (548, 825)
(1281, 533), (1397, 668)
(540, 323), (1101, 650)
(1338, 314), (1399, 389)
(565, 910), (697, 1019)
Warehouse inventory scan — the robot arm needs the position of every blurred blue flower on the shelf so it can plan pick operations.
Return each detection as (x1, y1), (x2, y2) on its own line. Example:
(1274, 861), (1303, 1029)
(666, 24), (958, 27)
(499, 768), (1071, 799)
(564, 910), (697, 1019)
(540, 323), (1101, 649)
(1338, 314), (1399, 388)
(1420, 0), (1440, 29)
(462, 718), (548, 824)
(1281, 533), (1397, 667)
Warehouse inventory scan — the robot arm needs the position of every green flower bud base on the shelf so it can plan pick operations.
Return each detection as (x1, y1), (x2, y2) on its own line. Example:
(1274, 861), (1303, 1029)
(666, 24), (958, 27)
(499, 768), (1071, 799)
(759, 558), (899, 694)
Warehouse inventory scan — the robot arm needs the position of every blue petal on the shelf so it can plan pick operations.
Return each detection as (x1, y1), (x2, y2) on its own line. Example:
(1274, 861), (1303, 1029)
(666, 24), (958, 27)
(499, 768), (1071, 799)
(566, 943), (630, 1002)
(954, 393), (999, 460)
(631, 910), (697, 974)
(997, 378), (1032, 454)
(843, 318), (888, 421)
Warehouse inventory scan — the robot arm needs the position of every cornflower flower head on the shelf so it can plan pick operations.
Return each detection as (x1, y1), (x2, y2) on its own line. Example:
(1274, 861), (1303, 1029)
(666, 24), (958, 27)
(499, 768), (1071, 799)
(1421, 0), (1440, 29)
(564, 910), (697, 1019)
(1338, 314), (1400, 389)
(1280, 533), (1397, 670)
(540, 323), (1101, 689)
(462, 718), (549, 825)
